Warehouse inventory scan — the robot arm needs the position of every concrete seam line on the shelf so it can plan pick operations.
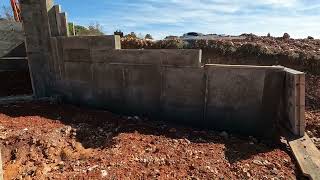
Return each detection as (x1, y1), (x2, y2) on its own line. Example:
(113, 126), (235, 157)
(203, 69), (209, 123)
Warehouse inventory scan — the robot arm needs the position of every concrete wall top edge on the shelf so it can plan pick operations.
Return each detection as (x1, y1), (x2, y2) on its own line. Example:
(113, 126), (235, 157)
(56, 35), (118, 40)
(284, 67), (305, 75)
(114, 49), (202, 52)
(205, 64), (285, 70)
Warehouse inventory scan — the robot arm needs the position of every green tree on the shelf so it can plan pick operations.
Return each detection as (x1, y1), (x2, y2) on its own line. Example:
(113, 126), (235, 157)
(67, 22), (104, 36)
(114, 30), (124, 37)
(87, 22), (104, 36)
(145, 34), (153, 40)
(124, 32), (137, 39)
(138, 33), (144, 39)
(68, 23), (75, 35)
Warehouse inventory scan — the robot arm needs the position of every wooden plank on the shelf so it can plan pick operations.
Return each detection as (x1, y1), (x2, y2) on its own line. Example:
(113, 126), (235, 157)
(288, 134), (320, 179)
(298, 74), (306, 135)
(284, 68), (305, 137)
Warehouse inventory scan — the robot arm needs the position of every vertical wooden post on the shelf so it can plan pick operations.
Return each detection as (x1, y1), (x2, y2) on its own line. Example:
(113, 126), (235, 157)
(284, 68), (306, 137)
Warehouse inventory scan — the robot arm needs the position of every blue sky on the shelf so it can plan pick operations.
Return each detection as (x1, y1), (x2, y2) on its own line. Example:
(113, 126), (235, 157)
(2, 0), (320, 39)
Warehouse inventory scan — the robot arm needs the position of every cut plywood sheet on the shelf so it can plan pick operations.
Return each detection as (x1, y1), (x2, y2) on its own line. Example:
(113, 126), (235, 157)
(288, 134), (320, 180)
(284, 68), (306, 137)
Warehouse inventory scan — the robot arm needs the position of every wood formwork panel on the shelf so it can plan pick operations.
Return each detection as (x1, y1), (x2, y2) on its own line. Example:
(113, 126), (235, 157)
(284, 68), (305, 137)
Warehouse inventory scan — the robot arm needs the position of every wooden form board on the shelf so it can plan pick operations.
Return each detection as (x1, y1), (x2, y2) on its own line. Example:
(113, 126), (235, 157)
(288, 134), (320, 179)
(284, 68), (306, 137)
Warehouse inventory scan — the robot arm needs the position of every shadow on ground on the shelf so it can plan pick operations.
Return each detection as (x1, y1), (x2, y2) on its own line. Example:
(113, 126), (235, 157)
(0, 101), (288, 165)
(0, 70), (33, 97)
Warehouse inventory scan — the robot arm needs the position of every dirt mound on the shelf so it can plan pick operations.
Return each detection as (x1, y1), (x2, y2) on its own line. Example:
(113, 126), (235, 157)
(121, 37), (320, 73)
(305, 74), (320, 148)
(0, 102), (299, 179)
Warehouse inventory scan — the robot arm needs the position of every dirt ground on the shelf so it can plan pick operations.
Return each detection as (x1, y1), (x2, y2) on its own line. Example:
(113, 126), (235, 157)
(0, 52), (319, 179)
(0, 101), (301, 179)
(305, 74), (320, 149)
(0, 73), (318, 180)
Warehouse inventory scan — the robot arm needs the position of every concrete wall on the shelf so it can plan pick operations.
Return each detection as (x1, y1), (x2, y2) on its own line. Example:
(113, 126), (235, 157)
(161, 67), (205, 125)
(0, 58), (28, 72)
(45, 35), (304, 137)
(20, 0), (305, 137)
(0, 20), (25, 58)
(205, 65), (285, 136)
(20, 0), (54, 97)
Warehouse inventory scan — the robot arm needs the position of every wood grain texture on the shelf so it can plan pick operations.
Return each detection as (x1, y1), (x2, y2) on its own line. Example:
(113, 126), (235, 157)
(289, 134), (320, 180)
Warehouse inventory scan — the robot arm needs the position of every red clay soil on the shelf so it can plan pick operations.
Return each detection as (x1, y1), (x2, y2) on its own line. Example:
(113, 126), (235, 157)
(121, 36), (320, 74)
(305, 74), (320, 148)
(0, 70), (33, 97)
(0, 102), (302, 179)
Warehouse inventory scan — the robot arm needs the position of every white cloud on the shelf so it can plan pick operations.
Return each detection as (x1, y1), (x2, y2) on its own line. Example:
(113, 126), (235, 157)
(260, 0), (298, 7)
(68, 0), (320, 39)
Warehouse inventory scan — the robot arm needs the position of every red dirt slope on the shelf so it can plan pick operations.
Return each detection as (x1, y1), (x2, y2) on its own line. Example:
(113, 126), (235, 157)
(0, 102), (300, 179)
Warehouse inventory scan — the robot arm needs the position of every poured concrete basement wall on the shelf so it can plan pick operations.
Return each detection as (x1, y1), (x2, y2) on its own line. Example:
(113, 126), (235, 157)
(20, 0), (305, 137)
(205, 65), (285, 135)
(0, 58), (28, 72)
(44, 35), (305, 137)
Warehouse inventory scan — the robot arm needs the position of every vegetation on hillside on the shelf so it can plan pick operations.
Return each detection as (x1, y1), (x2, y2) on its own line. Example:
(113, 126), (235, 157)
(145, 34), (153, 40)
(121, 35), (320, 74)
(68, 22), (104, 36)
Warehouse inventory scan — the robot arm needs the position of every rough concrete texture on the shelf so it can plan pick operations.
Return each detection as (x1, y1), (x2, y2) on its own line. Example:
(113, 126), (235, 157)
(65, 62), (92, 82)
(161, 67), (205, 124)
(91, 49), (201, 66)
(45, 35), (306, 136)
(283, 68), (306, 137)
(60, 36), (121, 52)
(20, 0), (54, 97)
(56, 61), (288, 136)
(59, 12), (69, 36)
(19, 0), (305, 137)
(48, 5), (62, 37)
(205, 65), (285, 136)
(0, 58), (28, 72)
(0, 20), (24, 57)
